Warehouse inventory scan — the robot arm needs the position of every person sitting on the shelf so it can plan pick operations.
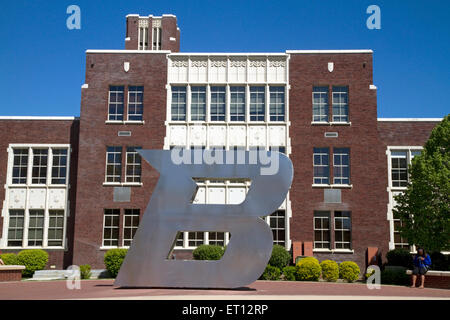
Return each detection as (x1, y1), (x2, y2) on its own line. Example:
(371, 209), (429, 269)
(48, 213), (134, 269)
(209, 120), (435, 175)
(411, 248), (431, 289)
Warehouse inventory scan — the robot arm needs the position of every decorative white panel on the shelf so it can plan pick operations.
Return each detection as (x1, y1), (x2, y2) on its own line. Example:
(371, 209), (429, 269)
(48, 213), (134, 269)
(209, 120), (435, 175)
(269, 126), (286, 146)
(193, 187), (206, 204)
(228, 126), (246, 147)
(209, 59), (227, 83)
(208, 126), (226, 147)
(228, 59), (246, 83)
(170, 125), (187, 146)
(169, 59), (188, 82)
(28, 189), (46, 209)
(228, 187), (246, 205)
(249, 126), (267, 146)
(189, 59), (208, 82)
(208, 187), (226, 204)
(267, 58), (286, 83)
(248, 59), (266, 83)
(48, 189), (66, 210)
(279, 198), (286, 210)
(189, 125), (207, 146)
(8, 189), (26, 209)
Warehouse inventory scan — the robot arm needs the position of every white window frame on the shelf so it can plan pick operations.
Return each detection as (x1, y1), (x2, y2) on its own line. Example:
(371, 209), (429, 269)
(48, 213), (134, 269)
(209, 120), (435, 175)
(108, 86), (125, 121)
(313, 148), (330, 184)
(314, 211), (331, 249)
(105, 146), (122, 183)
(312, 86), (329, 123)
(127, 86), (144, 121)
(269, 86), (285, 122)
(125, 147), (142, 183)
(334, 211), (352, 250)
(122, 209), (140, 247)
(102, 209), (120, 247)
(333, 148), (350, 185)
(332, 86), (349, 123)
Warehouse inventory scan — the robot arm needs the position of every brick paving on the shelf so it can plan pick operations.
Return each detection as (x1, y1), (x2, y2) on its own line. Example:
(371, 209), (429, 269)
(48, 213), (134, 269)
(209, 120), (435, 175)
(0, 280), (448, 300)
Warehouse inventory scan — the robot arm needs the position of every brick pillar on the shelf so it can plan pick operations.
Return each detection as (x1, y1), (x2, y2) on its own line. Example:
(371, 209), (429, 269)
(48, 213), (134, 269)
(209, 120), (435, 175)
(303, 241), (313, 257)
(292, 241), (302, 263)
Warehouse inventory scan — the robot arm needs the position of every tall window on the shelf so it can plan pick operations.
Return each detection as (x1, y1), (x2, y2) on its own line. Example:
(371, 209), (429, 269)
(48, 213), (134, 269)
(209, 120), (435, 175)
(334, 211), (351, 249)
(108, 86), (125, 121)
(48, 210), (64, 246)
(12, 149), (28, 184)
(188, 231), (204, 247)
(393, 211), (409, 249)
(123, 209), (140, 246)
(332, 86), (349, 122)
(32, 149), (48, 184)
(191, 86), (206, 121)
(28, 210), (45, 246)
(269, 210), (285, 246)
(391, 151), (408, 187)
(171, 86), (186, 121)
(312, 86), (329, 122)
(128, 86), (144, 121)
(250, 86), (265, 121)
(313, 148), (329, 184)
(269, 86), (285, 121)
(103, 209), (120, 246)
(51, 149), (68, 184)
(230, 86), (245, 121)
(210, 86), (226, 121)
(333, 148), (350, 184)
(125, 147), (142, 183)
(314, 211), (330, 249)
(138, 26), (148, 50)
(208, 232), (225, 246)
(106, 147), (122, 183)
(152, 27), (161, 50)
(7, 210), (24, 246)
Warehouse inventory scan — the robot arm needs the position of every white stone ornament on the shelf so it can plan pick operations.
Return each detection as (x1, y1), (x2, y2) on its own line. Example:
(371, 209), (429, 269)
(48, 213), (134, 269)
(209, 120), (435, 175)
(124, 62), (130, 72)
(328, 62), (334, 72)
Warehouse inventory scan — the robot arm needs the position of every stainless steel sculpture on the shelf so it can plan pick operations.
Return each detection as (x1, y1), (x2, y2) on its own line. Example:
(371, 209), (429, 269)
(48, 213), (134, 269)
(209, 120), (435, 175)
(115, 149), (293, 288)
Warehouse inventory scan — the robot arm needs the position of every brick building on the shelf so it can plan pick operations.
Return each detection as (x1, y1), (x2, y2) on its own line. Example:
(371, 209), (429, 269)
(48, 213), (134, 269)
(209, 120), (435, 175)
(0, 14), (442, 272)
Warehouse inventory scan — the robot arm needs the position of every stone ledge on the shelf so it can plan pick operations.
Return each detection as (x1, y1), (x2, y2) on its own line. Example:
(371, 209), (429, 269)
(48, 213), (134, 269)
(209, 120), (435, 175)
(406, 270), (450, 277)
(0, 265), (25, 271)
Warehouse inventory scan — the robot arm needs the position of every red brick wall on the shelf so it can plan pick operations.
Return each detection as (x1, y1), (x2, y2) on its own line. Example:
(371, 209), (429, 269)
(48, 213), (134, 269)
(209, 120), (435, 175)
(73, 52), (168, 268)
(378, 121), (438, 146)
(0, 269), (22, 282)
(288, 53), (390, 271)
(0, 119), (79, 269)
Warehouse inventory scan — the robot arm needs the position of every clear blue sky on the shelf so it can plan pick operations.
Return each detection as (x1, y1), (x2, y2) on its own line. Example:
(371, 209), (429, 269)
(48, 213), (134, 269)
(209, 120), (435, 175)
(0, 0), (448, 118)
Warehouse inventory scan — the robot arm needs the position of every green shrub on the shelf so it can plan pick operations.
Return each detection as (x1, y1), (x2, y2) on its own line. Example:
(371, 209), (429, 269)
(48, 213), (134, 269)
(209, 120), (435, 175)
(80, 264), (92, 280)
(386, 249), (413, 268)
(365, 266), (377, 280)
(282, 266), (297, 281)
(0, 253), (19, 265)
(268, 245), (291, 269)
(339, 261), (360, 282)
(298, 256), (320, 265)
(381, 269), (410, 286)
(296, 257), (321, 281)
(17, 249), (48, 277)
(104, 248), (128, 278)
(430, 252), (449, 271)
(192, 245), (225, 260)
(320, 260), (339, 282)
(260, 265), (281, 280)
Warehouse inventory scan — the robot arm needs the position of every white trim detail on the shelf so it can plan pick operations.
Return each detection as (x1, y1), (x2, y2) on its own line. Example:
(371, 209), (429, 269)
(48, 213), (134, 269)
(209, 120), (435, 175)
(286, 49), (373, 54)
(378, 118), (442, 122)
(86, 50), (171, 54)
(0, 116), (78, 121)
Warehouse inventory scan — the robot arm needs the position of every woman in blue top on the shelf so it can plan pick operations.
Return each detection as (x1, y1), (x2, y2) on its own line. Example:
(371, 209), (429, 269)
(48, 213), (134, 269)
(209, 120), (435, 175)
(411, 248), (431, 288)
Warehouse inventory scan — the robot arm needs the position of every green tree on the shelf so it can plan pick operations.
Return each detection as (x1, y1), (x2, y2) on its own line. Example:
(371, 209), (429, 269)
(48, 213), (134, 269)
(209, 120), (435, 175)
(393, 114), (450, 253)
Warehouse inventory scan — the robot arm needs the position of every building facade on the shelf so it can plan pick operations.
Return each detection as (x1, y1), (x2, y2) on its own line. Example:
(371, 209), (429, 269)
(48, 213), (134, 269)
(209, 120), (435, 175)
(0, 14), (442, 271)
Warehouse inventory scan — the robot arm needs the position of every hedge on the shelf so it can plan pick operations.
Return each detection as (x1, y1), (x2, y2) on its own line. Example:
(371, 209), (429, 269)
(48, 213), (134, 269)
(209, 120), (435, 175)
(104, 248), (128, 278)
(192, 245), (225, 260)
(339, 261), (360, 282)
(295, 257), (321, 281)
(0, 253), (19, 265)
(386, 249), (413, 268)
(268, 245), (291, 269)
(381, 268), (410, 286)
(17, 249), (48, 277)
(320, 260), (339, 282)
(282, 266), (297, 281)
(260, 265), (281, 280)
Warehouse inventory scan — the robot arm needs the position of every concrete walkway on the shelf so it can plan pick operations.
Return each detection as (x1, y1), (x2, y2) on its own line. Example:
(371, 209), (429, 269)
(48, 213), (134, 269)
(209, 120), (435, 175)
(0, 279), (448, 300)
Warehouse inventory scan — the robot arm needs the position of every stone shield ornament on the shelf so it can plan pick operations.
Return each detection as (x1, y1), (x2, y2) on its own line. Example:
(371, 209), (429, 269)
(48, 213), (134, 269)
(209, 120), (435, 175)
(114, 149), (293, 288)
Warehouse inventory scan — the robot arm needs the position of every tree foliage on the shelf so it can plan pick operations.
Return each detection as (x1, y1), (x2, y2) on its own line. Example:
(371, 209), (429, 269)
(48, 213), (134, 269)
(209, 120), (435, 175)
(393, 114), (450, 253)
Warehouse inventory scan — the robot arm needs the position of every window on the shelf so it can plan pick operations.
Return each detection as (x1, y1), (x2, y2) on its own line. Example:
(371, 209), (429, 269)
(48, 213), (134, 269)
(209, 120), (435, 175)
(28, 210), (44, 246)
(313, 148), (329, 184)
(250, 86), (265, 121)
(332, 86), (349, 122)
(391, 151), (408, 187)
(32, 149), (48, 184)
(314, 211), (330, 249)
(333, 148), (350, 184)
(334, 211), (351, 249)
(7, 210), (24, 246)
(210, 86), (226, 121)
(269, 146), (286, 154)
(175, 232), (184, 247)
(123, 209), (140, 246)
(269, 86), (285, 121)
(313, 86), (329, 122)
(103, 209), (120, 246)
(106, 147), (122, 183)
(138, 26), (148, 50)
(48, 210), (65, 246)
(108, 86), (125, 121)
(12, 149), (28, 184)
(125, 147), (142, 183)
(393, 211), (409, 249)
(152, 26), (161, 50)
(230, 86), (245, 121)
(188, 231), (204, 247)
(128, 86), (144, 121)
(171, 86), (186, 121)
(191, 86), (206, 121)
(208, 232), (225, 246)
(269, 210), (285, 246)
(51, 149), (68, 184)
